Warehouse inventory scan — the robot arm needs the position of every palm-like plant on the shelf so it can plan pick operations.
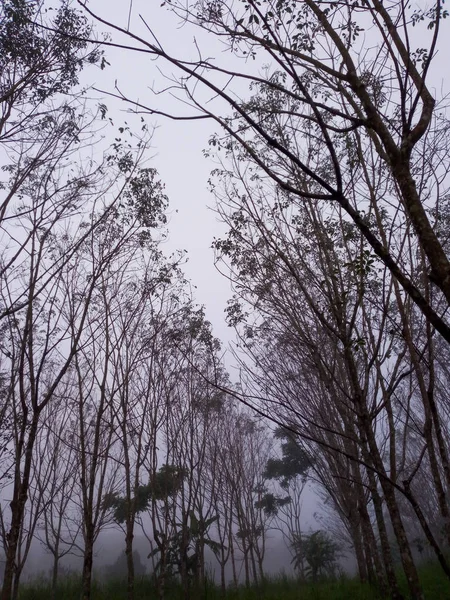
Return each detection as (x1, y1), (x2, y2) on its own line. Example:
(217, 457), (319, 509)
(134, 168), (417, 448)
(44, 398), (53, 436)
(292, 530), (338, 582)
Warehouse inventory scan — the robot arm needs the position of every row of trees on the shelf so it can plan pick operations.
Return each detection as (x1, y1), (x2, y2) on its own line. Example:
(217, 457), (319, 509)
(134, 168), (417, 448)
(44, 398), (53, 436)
(2, 1), (450, 600)
(0, 3), (327, 600)
(76, 1), (450, 599)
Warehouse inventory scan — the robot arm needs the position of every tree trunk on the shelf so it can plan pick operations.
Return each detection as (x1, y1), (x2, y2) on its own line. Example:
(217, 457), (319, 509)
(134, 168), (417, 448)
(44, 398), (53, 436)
(81, 538), (94, 600)
(344, 340), (423, 600)
(229, 538), (238, 588)
(249, 543), (258, 585)
(243, 542), (250, 587)
(220, 561), (226, 597)
(11, 575), (19, 600)
(1, 517), (19, 600)
(1, 416), (40, 600)
(51, 554), (59, 600)
(364, 422), (423, 600)
(125, 522), (135, 600)
(359, 500), (386, 594)
(348, 501), (368, 584)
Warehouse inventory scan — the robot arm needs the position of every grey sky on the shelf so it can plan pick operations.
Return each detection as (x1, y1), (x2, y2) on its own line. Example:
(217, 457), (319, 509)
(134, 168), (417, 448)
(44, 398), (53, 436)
(84, 0), (235, 344)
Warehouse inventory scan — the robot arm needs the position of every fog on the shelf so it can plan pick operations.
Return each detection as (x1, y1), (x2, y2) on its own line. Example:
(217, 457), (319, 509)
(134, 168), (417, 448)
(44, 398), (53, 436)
(1, 1), (450, 599)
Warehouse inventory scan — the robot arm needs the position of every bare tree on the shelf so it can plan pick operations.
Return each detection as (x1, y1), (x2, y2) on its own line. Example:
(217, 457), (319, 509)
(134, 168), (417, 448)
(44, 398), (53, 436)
(102, 259), (187, 600)
(34, 399), (82, 600)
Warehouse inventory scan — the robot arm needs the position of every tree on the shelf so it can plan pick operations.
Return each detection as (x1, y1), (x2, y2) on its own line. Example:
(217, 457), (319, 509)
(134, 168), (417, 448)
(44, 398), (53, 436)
(101, 259), (186, 600)
(34, 401), (82, 600)
(145, 306), (231, 598)
(256, 428), (310, 578)
(0, 0), (104, 318)
(104, 550), (146, 581)
(65, 177), (169, 600)
(293, 530), (338, 582)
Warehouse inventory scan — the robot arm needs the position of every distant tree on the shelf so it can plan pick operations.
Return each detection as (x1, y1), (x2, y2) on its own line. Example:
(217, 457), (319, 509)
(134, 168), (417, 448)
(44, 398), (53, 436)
(264, 428), (311, 489)
(104, 550), (145, 581)
(292, 530), (338, 582)
(68, 193), (169, 600)
(104, 464), (186, 525)
(222, 415), (273, 586)
(34, 400), (82, 600)
(256, 428), (311, 578)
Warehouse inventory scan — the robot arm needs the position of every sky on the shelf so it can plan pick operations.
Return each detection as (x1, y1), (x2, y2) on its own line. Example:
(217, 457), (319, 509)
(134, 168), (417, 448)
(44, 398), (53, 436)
(83, 0), (236, 346)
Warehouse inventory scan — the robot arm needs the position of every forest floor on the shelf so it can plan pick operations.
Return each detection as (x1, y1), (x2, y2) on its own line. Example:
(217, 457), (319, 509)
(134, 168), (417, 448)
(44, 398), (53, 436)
(16, 561), (450, 599)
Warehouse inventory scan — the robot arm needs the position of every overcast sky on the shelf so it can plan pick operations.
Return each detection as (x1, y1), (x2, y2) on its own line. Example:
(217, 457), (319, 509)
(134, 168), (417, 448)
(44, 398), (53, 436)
(81, 1), (237, 347)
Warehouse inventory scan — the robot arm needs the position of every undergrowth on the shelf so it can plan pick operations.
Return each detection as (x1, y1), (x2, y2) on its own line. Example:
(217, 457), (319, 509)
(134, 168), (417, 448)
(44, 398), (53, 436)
(16, 562), (450, 599)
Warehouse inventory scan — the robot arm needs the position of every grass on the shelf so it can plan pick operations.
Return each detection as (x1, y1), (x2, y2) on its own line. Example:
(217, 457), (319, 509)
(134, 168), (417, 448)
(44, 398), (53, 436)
(397, 560), (450, 600)
(16, 577), (379, 600)
(16, 563), (450, 599)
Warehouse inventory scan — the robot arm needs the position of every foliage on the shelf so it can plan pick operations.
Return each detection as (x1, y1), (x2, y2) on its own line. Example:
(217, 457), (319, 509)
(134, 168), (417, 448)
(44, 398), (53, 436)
(149, 510), (222, 578)
(103, 465), (186, 524)
(256, 428), (310, 518)
(292, 530), (339, 582)
(0, 0), (102, 111)
(264, 428), (311, 489)
(255, 492), (291, 517)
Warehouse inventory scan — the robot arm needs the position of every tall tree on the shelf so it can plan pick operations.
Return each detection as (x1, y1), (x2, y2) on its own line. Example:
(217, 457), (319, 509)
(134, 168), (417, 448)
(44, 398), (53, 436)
(0, 0), (104, 319)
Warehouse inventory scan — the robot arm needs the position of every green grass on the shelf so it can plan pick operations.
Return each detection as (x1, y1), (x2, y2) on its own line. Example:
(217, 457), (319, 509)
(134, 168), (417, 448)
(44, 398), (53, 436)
(397, 560), (450, 600)
(16, 577), (379, 600)
(16, 563), (450, 599)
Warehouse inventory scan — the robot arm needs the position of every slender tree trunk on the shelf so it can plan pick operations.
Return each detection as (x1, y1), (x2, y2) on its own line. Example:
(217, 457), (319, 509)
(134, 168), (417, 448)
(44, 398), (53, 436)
(1, 517), (19, 600)
(249, 543), (258, 585)
(364, 421), (423, 600)
(51, 553), (59, 600)
(220, 560), (226, 597)
(359, 500), (386, 594)
(343, 339), (422, 600)
(156, 545), (166, 600)
(257, 551), (265, 584)
(399, 303), (450, 547)
(125, 521), (135, 600)
(229, 538), (238, 588)
(1, 416), (40, 600)
(81, 531), (94, 600)
(353, 524), (369, 583)
(180, 528), (190, 600)
(11, 575), (19, 600)
(367, 468), (403, 600)
(243, 542), (250, 587)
